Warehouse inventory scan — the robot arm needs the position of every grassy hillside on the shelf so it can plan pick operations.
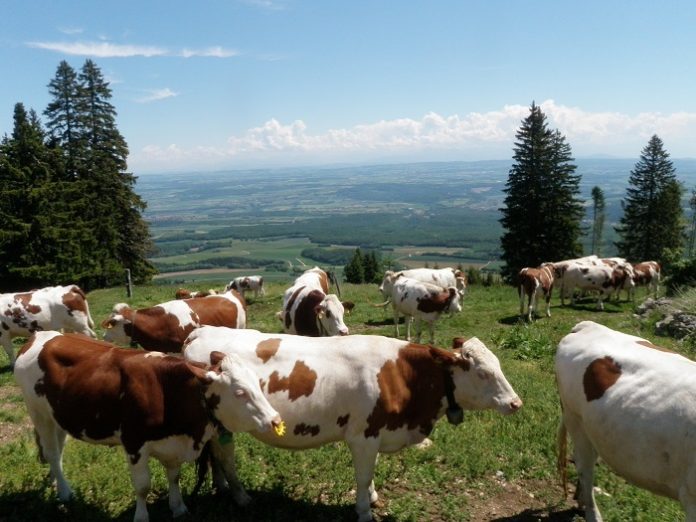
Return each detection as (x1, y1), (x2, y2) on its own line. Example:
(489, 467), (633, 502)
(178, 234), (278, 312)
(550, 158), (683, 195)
(0, 281), (686, 521)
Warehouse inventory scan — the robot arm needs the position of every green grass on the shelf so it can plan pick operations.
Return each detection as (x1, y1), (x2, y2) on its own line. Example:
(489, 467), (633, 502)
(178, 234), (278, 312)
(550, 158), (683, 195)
(0, 282), (685, 521)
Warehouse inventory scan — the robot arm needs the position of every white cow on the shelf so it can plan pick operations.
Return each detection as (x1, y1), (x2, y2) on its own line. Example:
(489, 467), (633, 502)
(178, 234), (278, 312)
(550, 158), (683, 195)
(379, 267), (467, 301)
(184, 327), (522, 522)
(225, 275), (265, 299)
(390, 276), (461, 344)
(0, 285), (96, 368)
(558, 263), (631, 310)
(556, 321), (696, 521)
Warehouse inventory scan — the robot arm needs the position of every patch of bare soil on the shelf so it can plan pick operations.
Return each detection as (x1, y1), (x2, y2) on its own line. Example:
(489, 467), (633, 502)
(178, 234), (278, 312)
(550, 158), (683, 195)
(465, 477), (582, 522)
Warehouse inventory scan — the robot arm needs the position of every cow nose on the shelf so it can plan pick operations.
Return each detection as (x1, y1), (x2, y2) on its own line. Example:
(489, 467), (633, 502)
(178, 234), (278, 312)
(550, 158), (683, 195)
(271, 415), (283, 428)
(509, 398), (523, 412)
(339, 329), (349, 336)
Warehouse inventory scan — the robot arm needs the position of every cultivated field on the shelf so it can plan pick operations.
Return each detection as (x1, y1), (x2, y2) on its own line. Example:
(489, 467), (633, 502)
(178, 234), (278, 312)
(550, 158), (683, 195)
(0, 281), (685, 521)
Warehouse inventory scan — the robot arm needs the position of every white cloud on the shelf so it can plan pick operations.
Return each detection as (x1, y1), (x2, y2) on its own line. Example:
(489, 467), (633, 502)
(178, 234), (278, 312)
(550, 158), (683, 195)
(28, 41), (166, 57)
(58, 27), (83, 35)
(240, 0), (286, 10)
(180, 46), (239, 58)
(135, 88), (179, 103)
(27, 41), (239, 59)
(133, 101), (696, 172)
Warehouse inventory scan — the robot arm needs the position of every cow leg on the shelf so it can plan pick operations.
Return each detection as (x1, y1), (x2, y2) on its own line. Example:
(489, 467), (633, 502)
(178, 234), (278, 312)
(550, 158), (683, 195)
(414, 318), (423, 344)
(164, 464), (188, 518)
(392, 306), (400, 338)
(426, 320), (435, 345)
(406, 316), (414, 342)
(519, 287), (526, 317)
(347, 438), (380, 522)
(545, 290), (552, 317)
(565, 413), (602, 522)
(0, 334), (15, 369)
(34, 414), (72, 501)
(210, 436), (251, 506)
(128, 453), (152, 522)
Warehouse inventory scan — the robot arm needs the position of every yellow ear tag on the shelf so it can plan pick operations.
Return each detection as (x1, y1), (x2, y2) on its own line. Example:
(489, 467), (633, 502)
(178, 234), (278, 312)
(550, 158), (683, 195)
(274, 420), (286, 437)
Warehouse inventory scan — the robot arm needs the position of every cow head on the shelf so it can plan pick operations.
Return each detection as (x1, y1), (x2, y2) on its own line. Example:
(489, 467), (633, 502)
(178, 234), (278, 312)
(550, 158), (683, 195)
(314, 294), (349, 336)
(378, 270), (402, 299)
(454, 270), (468, 297)
(101, 303), (133, 345)
(187, 351), (282, 434)
(225, 280), (238, 292)
(445, 287), (462, 314)
(449, 337), (522, 415)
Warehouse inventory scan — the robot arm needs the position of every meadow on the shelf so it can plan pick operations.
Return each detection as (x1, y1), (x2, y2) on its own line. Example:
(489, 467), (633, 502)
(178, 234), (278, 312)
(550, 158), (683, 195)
(0, 279), (686, 521)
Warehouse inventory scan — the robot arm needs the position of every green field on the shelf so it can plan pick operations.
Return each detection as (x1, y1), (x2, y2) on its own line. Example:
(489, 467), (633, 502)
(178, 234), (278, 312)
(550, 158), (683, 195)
(0, 281), (685, 521)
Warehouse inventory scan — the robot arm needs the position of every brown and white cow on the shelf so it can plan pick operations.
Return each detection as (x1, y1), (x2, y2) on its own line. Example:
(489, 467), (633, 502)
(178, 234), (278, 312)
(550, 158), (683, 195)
(556, 321), (696, 521)
(0, 284), (96, 369)
(379, 267), (467, 301)
(175, 288), (218, 299)
(632, 260), (661, 298)
(102, 291), (246, 352)
(518, 264), (555, 321)
(184, 327), (522, 522)
(14, 331), (282, 522)
(390, 276), (461, 344)
(558, 263), (631, 310)
(225, 275), (265, 299)
(281, 267), (348, 337)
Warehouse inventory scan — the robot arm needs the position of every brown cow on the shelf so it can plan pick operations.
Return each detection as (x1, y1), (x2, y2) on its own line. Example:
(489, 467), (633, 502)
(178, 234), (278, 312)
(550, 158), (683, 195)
(14, 331), (282, 522)
(632, 261), (661, 298)
(102, 291), (246, 352)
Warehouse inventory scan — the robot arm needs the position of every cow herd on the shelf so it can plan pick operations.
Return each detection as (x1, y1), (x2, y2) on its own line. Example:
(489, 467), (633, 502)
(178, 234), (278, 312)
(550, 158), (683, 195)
(2, 263), (695, 522)
(518, 255), (661, 321)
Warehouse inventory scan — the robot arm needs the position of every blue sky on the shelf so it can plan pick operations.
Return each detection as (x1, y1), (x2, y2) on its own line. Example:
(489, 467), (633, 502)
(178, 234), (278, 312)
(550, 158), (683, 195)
(2, 0), (696, 173)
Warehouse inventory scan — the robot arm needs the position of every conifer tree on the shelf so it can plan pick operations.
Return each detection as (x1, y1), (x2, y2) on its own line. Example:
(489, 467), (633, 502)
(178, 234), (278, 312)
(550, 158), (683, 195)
(615, 135), (684, 263)
(44, 61), (81, 179)
(499, 103), (584, 281)
(344, 248), (365, 283)
(363, 251), (380, 284)
(590, 186), (606, 255)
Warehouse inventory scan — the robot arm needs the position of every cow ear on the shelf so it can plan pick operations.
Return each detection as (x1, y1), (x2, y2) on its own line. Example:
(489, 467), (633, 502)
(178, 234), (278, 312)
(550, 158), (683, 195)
(429, 346), (454, 366)
(448, 287), (457, 298)
(314, 304), (325, 319)
(452, 337), (468, 349)
(186, 361), (215, 384)
(209, 350), (226, 368)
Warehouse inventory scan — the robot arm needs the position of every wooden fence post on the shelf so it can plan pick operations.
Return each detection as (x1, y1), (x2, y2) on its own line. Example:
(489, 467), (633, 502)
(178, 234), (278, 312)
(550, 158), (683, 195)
(125, 269), (133, 298)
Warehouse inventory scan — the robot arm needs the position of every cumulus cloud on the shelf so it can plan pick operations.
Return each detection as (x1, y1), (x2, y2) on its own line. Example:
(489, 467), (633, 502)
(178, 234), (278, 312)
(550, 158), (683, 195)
(134, 100), (696, 171)
(136, 88), (179, 103)
(27, 41), (238, 59)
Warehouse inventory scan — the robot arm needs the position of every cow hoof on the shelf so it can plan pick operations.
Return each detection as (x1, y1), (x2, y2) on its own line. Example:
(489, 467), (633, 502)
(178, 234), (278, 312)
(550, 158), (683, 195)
(232, 489), (252, 506)
(171, 505), (188, 518)
(357, 511), (374, 522)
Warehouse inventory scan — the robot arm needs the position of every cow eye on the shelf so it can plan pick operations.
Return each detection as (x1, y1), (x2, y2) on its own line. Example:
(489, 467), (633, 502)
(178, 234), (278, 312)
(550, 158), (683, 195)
(477, 370), (490, 380)
(325, 310), (332, 318)
(234, 389), (248, 399)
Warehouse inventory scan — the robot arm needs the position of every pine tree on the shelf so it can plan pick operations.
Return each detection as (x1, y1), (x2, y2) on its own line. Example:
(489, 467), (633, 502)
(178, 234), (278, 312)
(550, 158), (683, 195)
(344, 248), (365, 283)
(499, 103), (584, 281)
(363, 251), (380, 284)
(590, 186), (606, 255)
(615, 135), (685, 263)
(44, 61), (81, 179)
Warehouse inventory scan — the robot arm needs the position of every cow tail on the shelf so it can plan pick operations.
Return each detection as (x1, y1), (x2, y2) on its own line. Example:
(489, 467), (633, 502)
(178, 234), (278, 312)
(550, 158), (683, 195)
(192, 440), (213, 496)
(557, 416), (568, 498)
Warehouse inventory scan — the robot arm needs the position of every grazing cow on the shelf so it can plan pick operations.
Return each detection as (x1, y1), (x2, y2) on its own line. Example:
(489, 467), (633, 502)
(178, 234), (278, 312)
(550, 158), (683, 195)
(556, 321), (696, 521)
(225, 276), (265, 299)
(0, 285), (96, 369)
(175, 288), (218, 299)
(281, 267), (348, 337)
(14, 331), (282, 522)
(102, 291), (246, 352)
(632, 261), (661, 298)
(184, 327), (522, 522)
(518, 264), (555, 321)
(390, 276), (461, 344)
(379, 267), (467, 301)
(558, 263), (631, 310)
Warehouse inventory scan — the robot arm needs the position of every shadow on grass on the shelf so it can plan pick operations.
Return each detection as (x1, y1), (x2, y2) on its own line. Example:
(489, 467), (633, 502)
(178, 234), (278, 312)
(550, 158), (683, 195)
(491, 506), (583, 521)
(0, 365), (13, 375)
(366, 317), (405, 327)
(0, 485), (385, 522)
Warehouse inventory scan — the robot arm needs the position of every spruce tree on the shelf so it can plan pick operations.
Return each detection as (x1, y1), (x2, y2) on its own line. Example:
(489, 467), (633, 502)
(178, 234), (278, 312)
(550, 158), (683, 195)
(499, 103), (584, 281)
(44, 61), (81, 179)
(344, 248), (365, 283)
(615, 135), (684, 263)
(363, 251), (380, 284)
(590, 186), (606, 255)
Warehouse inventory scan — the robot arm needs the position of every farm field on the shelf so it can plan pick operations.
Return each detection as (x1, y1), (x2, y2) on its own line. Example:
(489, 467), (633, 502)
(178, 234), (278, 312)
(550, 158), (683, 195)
(0, 280), (686, 521)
